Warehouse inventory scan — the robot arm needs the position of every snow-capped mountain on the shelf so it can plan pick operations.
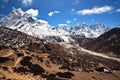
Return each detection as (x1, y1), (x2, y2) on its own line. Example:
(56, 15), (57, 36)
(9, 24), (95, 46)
(0, 8), (110, 43)
(63, 23), (109, 38)
(89, 23), (110, 37)
(0, 8), (74, 43)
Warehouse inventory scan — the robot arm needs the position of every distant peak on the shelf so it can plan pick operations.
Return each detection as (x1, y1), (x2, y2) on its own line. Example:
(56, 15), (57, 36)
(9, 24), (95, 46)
(12, 8), (24, 15)
(37, 19), (48, 24)
(13, 8), (23, 12)
(90, 23), (108, 29)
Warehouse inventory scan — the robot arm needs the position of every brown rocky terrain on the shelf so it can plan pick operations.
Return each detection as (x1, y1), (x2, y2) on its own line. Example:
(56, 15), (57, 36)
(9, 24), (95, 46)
(0, 26), (120, 80)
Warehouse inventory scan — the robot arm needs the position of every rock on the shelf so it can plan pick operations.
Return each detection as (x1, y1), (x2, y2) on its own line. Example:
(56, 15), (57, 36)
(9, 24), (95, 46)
(56, 72), (74, 79)
(0, 72), (5, 80)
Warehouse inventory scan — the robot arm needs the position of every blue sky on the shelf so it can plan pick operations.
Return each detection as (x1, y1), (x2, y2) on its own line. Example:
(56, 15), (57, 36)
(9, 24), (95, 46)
(0, 0), (120, 28)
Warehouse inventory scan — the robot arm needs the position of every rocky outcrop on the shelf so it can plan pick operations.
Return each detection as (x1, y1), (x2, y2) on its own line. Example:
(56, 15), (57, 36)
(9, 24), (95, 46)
(0, 26), (42, 47)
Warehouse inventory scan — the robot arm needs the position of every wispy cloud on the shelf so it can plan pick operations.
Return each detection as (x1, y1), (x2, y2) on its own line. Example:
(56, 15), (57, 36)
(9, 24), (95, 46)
(71, 8), (75, 12)
(12, 7), (16, 10)
(3, 0), (9, 2)
(66, 18), (77, 24)
(77, 6), (113, 15)
(26, 9), (39, 17)
(74, 0), (80, 4)
(115, 1), (118, 4)
(73, 0), (79, 4)
(73, 18), (77, 21)
(1, 5), (5, 8)
(22, 0), (33, 6)
(75, 0), (79, 4)
(116, 9), (120, 12)
(58, 24), (69, 27)
(66, 20), (71, 24)
(48, 11), (60, 16)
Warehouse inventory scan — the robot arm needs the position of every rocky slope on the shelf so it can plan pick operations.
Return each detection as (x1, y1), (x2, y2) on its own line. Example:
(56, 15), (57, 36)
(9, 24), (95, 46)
(0, 26), (120, 80)
(80, 27), (120, 57)
(0, 26), (42, 47)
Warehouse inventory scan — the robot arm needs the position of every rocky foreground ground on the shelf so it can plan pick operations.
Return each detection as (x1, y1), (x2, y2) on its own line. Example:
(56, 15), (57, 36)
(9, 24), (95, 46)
(0, 26), (120, 80)
(0, 42), (120, 80)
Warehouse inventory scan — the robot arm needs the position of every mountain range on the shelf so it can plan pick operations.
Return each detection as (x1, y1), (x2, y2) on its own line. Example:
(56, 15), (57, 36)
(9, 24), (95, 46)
(0, 8), (109, 43)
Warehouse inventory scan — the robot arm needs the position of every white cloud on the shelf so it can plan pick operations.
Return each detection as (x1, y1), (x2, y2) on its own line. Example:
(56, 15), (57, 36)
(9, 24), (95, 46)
(48, 11), (60, 16)
(73, 18), (77, 21)
(116, 9), (120, 12)
(71, 8), (75, 12)
(26, 9), (39, 17)
(22, 0), (32, 6)
(77, 6), (113, 15)
(66, 20), (71, 24)
(12, 7), (16, 10)
(58, 24), (69, 27)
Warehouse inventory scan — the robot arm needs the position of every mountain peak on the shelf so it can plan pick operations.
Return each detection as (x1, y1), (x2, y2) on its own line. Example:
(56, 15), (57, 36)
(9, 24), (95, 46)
(0, 8), (110, 43)
(74, 23), (88, 30)
(12, 8), (24, 13)
(10, 8), (24, 18)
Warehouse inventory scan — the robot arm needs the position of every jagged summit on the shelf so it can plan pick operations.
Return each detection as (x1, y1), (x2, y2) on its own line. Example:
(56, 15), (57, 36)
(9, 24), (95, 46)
(0, 8), (110, 43)
(62, 23), (110, 38)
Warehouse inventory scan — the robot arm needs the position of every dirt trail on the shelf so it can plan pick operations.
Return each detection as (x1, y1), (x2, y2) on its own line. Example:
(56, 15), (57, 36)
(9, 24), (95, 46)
(80, 47), (120, 62)
(62, 43), (120, 62)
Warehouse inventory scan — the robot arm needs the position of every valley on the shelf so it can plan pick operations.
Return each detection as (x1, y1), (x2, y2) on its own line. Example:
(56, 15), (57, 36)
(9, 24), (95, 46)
(0, 8), (120, 80)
